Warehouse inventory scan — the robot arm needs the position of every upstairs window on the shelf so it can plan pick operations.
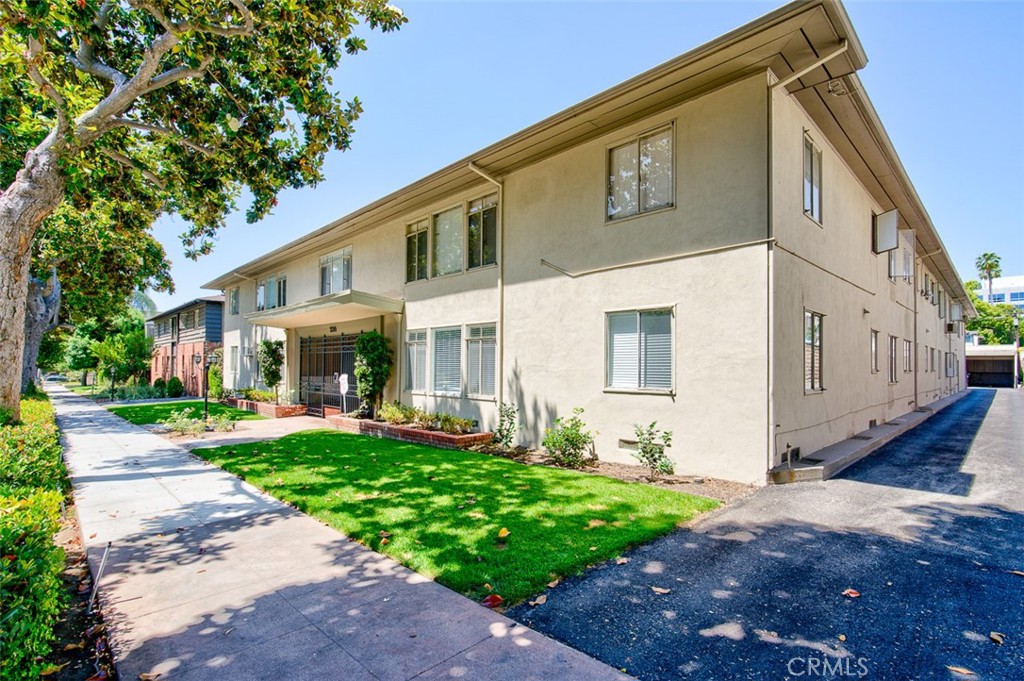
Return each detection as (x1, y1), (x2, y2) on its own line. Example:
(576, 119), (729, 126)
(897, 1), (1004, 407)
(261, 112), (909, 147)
(466, 324), (497, 396)
(803, 135), (823, 223)
(181, 310), (195, 330)
(228, 288), (239, 315)
(320, 248), (352, 295)
(432, 207), (464, 277)
(257, 274), (286, 310)
(406, 219), (428, 283)
(804, 310), (824, 391)
(467, 194), (498, 269)
(607, 127), (673, 221)
(607, 309), (672, 391)
(991, 293), (1005, 303)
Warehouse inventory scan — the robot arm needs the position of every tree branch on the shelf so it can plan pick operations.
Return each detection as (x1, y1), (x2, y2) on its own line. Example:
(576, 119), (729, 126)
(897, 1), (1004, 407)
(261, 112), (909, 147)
(70, 1), (128, 86)
(145, 54), (214, 93)
(194, 0), (255, 37)
(25, 37), (70, 131)
(110, 118), (215, 155)
(101, 149), (167, 189)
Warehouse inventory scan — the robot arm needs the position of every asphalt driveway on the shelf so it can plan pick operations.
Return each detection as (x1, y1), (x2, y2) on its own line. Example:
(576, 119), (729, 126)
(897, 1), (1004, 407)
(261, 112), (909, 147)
(509, 388), (1024, 680)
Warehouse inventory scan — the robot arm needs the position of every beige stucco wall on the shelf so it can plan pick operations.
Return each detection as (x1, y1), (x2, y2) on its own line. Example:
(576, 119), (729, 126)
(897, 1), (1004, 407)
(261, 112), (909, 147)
(769, 79), (966, 465)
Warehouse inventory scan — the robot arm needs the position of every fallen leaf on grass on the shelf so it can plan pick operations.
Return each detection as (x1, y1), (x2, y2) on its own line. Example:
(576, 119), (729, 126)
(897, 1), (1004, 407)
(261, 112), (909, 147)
(378, 531), (392, 538)
(483, 583), (492, 591)
(529, 594), (547, 607)
(616, 557), (630, 565)
(379, 538), (390, 546)
(480, 594), (503, 608)
(589, 546), (597, 551)
(497, 528), (510, 539)
(651, 587), (672, 595)
(946, 666), (976, 676)
(40, 663), (68, 676)
(547, 579), (560, 589)
(586, 519), (607, 529)
(989, 631), (1006, 645)
(841, 588), (860, 598)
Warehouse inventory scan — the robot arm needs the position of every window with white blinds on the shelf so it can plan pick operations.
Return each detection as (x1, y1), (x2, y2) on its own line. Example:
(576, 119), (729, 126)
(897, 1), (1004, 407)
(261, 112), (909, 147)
(606, 309), (672, 390)
(405, 330), (427, 391)
(467, 324), (496, 396)
(433, 327), (462, 393)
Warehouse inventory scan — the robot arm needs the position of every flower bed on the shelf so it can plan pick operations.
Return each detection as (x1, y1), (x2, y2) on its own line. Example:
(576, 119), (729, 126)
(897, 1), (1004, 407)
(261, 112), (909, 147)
(326, 415), (492, 450)
(225, 398), (306, 418)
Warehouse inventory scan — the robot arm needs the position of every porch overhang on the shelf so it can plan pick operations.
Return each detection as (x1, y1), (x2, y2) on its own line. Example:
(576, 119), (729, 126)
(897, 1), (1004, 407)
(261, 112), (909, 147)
(243, 290), (404, 329)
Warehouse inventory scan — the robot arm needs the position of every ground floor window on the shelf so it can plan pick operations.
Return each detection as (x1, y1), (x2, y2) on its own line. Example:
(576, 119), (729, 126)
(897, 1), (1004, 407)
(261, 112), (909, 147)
(433, 327), (462, 394)
(229, 346), (238, 373)
(607, 309), (672, 391)
(405, 330), (427, 391)
(870, 330), (879, 373)
(804, 310), (824, 392)
(466, 324), (496, 396)
(887, 335), (898, 383)
(903, 339), (912, 373)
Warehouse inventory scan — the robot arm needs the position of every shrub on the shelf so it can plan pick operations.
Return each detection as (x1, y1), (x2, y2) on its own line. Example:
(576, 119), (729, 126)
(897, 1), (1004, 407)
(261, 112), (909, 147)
(166, 375), (184, 398)
(257, 340), (285, 404)
(114, 384), (163, 401)
(159, 408), (206, 436)
(632, 422), (675, 478)
(0, 395), (67, 680)
(240, 387), (277, 403)
(354, 331), (393, 417)
(152, 377), (167, 397)
(378, 401), (414, 425)
(542, 408), (596, 469)
(209, 413), (235, 432)
(493, 402), (518, 448)
(435, 413), (474, 435)
(208, 363), (224, 401)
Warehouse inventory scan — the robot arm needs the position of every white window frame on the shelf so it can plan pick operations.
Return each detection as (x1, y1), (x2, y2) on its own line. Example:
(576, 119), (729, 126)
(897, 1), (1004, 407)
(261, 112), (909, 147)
(405, 219), (429, 283)
(229, 346), (239, 374)
(870, 330), (879, 374)
(467, 194), (499, 271)
(903, 339), (912, 374)
(804, 309), (824, 392)
(803, 133), (823, 224)
(887, 335), (898, 384)
(606, 124), (675, 223)
(431, 326), (462, 395)
(228, 287), (239, 315)
(466, 323), (497, 398)
(404, 329), (427, 393)
(257, 273), (286, 311)
(604, 306), (675, 394)
(319, 247), (352, 296)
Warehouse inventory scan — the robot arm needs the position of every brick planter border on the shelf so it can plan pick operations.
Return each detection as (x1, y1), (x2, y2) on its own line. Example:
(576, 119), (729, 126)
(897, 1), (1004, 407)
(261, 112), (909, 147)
(226, 398), (307, 418)
(326, 415), (492, 450)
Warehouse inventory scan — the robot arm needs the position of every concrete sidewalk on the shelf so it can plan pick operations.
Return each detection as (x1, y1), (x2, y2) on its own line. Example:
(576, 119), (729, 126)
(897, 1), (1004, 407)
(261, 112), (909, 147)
(51, 386), (627, 681)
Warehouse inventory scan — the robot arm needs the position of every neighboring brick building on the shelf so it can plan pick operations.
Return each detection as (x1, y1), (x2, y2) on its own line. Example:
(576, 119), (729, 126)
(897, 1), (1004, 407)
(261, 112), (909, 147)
(148, 296), (224, 396)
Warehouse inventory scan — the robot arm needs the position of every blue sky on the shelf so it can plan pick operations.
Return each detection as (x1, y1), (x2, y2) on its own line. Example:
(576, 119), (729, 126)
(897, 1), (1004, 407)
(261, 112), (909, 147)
(149, 0), (1024, 310)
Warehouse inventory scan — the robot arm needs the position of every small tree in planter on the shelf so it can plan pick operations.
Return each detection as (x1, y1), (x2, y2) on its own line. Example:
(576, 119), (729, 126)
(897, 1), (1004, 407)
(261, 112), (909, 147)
(257, 340), (285, 404)
(354, 331), (393, 418)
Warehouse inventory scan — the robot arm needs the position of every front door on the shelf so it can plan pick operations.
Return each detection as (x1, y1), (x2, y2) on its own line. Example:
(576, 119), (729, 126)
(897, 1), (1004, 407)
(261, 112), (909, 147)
(298, 334), (358, 417)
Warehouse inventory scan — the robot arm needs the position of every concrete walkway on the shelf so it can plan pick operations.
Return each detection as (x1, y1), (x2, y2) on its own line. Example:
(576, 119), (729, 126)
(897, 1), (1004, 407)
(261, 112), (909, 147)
(51, 386), (626, 681)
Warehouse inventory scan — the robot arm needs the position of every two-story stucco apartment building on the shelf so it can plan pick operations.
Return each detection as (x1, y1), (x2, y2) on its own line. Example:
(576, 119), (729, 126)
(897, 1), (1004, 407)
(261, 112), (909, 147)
(204, 0), (972, 484)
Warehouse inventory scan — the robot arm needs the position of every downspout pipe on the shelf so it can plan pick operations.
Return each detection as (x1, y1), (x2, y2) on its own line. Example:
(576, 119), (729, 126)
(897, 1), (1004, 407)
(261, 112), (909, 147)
(468, 162), (505, 408)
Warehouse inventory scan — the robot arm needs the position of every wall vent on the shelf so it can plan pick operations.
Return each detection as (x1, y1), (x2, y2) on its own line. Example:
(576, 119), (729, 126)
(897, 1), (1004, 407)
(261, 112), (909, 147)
(868, 419), (877, 429)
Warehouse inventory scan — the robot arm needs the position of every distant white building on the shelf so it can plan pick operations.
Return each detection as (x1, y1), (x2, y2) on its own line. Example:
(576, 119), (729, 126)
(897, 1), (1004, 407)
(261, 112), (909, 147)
(978, 275), (1024, 312)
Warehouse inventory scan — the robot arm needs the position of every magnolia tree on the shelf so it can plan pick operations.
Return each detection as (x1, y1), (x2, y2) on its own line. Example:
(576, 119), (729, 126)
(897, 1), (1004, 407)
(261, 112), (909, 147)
(0, 0), (406, 420)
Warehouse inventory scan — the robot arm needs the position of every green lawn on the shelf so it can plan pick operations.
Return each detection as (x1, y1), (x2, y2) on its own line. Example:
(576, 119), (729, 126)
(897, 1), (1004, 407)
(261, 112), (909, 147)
(63, 383), (101, 396)
(108, 400), (265, 424)
(193, 430), (719, 604)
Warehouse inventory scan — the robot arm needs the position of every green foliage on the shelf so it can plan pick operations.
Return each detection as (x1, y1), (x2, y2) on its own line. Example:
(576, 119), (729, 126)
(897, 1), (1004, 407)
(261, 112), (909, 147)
(209, 413), (235, 432)
(964, 283), (1019, 345)
(109, 400), (263, 425)
(152, 377), (167, 397)
(378, 401), (415, 425)
(374, 402), (472, 433)
(208, 363), (224, 401)
(542, 408), (596, 469)
(114, 384), (163, 401)
(975, 252), (1002, 297)
(632, 422), (675, 478)
(89, 312), (153, 389)
(354, 331), (394, 416)
(257, 340), (285, 403)
(159, 408), (206, 436)
(64, 320), (102, 373)
(193, 430), (719, 605)
(493, 402), (518, 448)
(37, 329), (68, 373)
(165, 376), (184, 398)
(240, 387), (276, 403)
(0, 395), (67, 679)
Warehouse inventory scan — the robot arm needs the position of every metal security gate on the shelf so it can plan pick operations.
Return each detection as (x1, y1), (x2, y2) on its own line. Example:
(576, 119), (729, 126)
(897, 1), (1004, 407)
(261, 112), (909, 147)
(298, 334), (358, 417)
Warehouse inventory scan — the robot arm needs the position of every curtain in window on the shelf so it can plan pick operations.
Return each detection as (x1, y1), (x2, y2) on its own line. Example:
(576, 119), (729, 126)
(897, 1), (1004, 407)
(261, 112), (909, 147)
(433, 328), (461, 392)
(639, 130), (672, 213)
(433, 207), (463, 276)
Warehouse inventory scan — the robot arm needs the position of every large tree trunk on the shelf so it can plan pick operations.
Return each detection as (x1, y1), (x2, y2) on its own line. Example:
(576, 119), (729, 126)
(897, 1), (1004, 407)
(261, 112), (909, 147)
(22, 271), (62, 392)
(0, 137), (67, 421)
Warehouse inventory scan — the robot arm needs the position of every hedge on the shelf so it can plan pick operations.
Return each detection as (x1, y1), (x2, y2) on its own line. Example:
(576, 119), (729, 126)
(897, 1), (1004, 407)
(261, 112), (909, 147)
(0, 395), (68, 681)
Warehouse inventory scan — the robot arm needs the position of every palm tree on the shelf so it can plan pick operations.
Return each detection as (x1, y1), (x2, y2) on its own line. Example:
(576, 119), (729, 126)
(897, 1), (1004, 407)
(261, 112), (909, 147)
(975, 252), (1002, 302)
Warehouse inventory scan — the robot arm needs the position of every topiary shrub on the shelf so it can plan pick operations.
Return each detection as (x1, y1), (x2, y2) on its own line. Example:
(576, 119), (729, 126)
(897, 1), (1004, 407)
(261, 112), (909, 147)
(542, 408), (596, 469)
(152, 377), (167, 397)
(354, 331), (393, 417)
(208, 363), (224, 401)
(166, 375), (184, 398)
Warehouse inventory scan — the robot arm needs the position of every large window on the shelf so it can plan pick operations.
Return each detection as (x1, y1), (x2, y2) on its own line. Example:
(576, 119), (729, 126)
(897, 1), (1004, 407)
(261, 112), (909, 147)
(870, 330), (879, 373)
(466, 324), (497, 396)
(607, 127), (673, 221)
(320, 248), (352, 295)
(607, 309), (672, 391)
(804, 310), (823, 392)
(181, 310), (195, 329)
(406, 219), (428, 283)
(803, 135), (823, 223)
(404, 329), (427, 392)
(432, 207), (464, 277)
(887, 335), (898, 383)
(468, 194), (498, 269)
(228, 288), (239, 315)
(432, 327), (462, 393)
(257, 274), (286, 310)
(903, 339), (912, 373)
